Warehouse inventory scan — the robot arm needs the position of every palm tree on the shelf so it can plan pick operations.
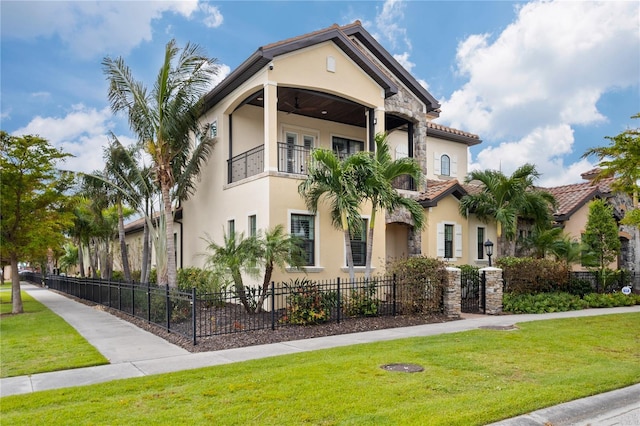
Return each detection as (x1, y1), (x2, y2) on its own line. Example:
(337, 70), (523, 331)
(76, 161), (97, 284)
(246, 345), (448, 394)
(298, 148), (370, 281)
(103, 39), (219, 287)
(202, 230), (262, 313)
(253, 225), (306, 313)
(362, 133), (425, 278)
(459, 163), (556, 257)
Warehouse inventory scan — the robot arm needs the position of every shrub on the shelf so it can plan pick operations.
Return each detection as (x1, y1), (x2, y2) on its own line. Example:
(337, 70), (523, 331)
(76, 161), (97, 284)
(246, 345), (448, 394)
(498, 257), (569, 294)
(282, 278), (337, 325)
(387, 256), (447, 314)
(343, 280), (380, 317)
(582, 292), (640, 308)
(503, 292), (588, 314)
(567, 278), (594, 297)
(177, 267), (223, 295)
(111, 270), (125, 281)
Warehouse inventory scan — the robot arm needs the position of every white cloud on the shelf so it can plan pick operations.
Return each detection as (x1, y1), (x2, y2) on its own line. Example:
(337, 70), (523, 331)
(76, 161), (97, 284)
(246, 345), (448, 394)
(10, 104), (121, 174)
(201, 3), (223, 28)
(393, 52), (414, 73)
(375, 0), (410, 51)
(1, 1), (200, 59)
(443, 0), (639, 185)
(442, 1), (639, 139)
(468, 124), (597, 186)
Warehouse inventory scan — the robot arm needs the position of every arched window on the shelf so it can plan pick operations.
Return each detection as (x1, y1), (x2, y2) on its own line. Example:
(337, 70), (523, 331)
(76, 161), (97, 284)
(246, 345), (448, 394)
(441, 154), (450, 176)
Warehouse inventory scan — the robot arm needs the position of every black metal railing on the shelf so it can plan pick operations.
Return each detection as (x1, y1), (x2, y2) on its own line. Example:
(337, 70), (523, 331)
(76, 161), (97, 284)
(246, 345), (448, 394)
(277, 142), (312, 175)
(227, 145), (264, 183)
(20, 272), (447, 344)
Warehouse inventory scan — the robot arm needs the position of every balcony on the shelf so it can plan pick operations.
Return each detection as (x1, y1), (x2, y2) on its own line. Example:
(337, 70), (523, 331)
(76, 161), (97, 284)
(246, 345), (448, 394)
(392, 175), (416, 191)
(277, 142), (312, 175)
(227, 143), (314, 184)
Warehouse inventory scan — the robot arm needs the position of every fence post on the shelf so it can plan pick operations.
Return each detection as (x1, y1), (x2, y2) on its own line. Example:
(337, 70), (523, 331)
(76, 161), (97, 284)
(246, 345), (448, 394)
(131, 283), (135, 316)
(147, 281), (151, 324)
(270, 282), (276, 330)
(480, 267), (503, 315)
(392, 274), (397, 316)
(444, 267), (462, 318)
(192, 287), (197, 346)
(166, 284), (171, 331)
(336, 277), (341, 324)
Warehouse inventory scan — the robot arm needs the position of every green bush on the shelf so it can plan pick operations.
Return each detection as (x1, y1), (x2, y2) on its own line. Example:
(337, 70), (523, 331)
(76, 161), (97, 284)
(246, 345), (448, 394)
(503, 292), (588, 314)
(282, 278), (337, 325)
(343, 280), (380, 317)
(498, 257), (569, 294)
(387, 256), (447, 314)
(177, 267), (223, 294)
(567, 277), (594, 297)
(582, 292), (640, 308)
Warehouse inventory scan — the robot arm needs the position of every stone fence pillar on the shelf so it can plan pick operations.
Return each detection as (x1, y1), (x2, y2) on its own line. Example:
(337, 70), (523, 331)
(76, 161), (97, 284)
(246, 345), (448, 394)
(481, 267), (503, 315)
(444, 267), (461, 318)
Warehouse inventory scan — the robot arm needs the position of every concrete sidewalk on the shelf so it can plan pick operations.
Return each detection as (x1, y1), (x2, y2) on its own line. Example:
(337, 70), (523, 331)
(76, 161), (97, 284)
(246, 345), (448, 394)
(2, 283), (639, 425)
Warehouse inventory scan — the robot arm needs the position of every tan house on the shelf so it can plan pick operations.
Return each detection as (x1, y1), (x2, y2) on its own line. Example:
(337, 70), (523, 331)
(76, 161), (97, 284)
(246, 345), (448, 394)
(544, 170), (639, 272)
(175, 21), (494, 284)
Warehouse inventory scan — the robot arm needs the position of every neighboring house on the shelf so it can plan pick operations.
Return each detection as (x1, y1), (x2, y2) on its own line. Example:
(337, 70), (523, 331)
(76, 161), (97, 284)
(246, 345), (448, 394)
(177, 21), (494, 283)
(543, 170), (639, 272)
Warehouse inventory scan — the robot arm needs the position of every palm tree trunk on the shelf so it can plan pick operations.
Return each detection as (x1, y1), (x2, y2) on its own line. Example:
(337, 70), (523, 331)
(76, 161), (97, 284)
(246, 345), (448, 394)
(77, 239), (85, 278)
(117, 201), (132, 282)
(10, 254), (23, 314)
(141, 220), (150, 283)
(364, 209), (376, 279)
(161, 182), (177, 287)
(255, 263), (274, 313)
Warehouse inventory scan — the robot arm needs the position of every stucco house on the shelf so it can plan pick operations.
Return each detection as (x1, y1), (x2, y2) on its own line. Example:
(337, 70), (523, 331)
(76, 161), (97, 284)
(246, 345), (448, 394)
(169, 21), (494, 284)
(543, 170), (639, 272)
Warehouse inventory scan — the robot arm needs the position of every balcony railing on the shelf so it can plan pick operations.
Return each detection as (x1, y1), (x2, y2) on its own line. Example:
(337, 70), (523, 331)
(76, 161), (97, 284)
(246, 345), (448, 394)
(278, 142), (312, 175)
(227, 145), (264, 183)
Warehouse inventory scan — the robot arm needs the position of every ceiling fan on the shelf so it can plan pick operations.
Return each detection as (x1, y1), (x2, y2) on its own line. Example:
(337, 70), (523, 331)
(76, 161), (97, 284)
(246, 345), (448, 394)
(284, 96), (316, 114)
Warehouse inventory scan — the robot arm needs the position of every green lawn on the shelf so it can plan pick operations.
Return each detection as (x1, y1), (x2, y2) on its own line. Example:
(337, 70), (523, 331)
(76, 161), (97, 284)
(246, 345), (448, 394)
(2, 313), (639, 425)
(0, 286), (108, 378)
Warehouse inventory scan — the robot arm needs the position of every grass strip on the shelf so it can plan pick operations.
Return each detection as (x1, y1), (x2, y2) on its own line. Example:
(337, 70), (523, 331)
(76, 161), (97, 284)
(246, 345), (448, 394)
(0, 287), (108, 378)
(2, 313), (639, 425)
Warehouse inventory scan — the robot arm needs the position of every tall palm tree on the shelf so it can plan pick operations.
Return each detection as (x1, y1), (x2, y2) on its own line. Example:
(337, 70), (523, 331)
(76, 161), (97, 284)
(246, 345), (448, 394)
(459, 163), (556, 257)
(362, 133), (425, 278)
(298, 148), (370, 281)
(103, 39), (219, 287)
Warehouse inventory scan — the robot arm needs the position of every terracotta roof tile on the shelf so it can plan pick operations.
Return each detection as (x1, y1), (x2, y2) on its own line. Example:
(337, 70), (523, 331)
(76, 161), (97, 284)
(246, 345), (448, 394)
(426, 121), (480, 141)
(415, 179), (460, 202)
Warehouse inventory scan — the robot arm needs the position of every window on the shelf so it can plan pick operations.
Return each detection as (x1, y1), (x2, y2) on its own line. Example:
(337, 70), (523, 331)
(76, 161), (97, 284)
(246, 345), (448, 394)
(332, 136), (364, 160)
(227, 219), (235, 238)
(441, 155), (450, 176)
(291, 214), (315, 266)
(477, 227), (485, 260)
(248, 215), (257, 237)
(349, 219), (368, 267)
(438, 222), (462, 259)
(444, 224), (454, 259)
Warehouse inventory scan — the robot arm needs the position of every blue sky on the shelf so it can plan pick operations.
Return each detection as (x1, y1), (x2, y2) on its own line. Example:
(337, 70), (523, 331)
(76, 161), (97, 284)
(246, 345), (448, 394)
(1, 0), (638, 187)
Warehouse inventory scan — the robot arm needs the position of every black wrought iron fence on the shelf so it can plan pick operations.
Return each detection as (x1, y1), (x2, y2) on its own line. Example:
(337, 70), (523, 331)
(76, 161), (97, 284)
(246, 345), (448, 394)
(20, 272), (447, 345)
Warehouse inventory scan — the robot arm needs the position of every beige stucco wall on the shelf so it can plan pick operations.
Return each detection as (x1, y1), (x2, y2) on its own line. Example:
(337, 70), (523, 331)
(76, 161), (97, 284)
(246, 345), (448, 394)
(425, 136), (469, 181)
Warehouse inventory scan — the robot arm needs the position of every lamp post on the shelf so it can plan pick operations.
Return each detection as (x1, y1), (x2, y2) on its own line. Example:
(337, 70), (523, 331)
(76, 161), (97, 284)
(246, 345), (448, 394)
(484, 239), (494, 267)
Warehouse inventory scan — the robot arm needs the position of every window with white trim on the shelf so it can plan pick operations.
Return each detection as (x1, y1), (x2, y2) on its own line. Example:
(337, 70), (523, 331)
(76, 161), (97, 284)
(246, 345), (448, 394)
(441, 155), (450, 176)
(477, 227), (485, 260)
(332, 136), (364, 160)
(349, 218), (367, 267)
(291, 214), (315, 266)
(227, 219), (235, 238)
(433, 153), (457, 177)
(437, 222), (462, 259)
(248, 215), (257, 238)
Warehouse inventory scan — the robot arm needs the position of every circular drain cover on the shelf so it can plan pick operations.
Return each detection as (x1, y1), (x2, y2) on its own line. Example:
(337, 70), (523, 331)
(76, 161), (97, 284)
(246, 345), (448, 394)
(381, 363), (424, 373)
(479, 325), (518, 331)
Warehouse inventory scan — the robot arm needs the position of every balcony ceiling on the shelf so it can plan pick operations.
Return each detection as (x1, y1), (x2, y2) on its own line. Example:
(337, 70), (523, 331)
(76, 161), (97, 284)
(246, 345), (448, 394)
(246, 87), (368, 128)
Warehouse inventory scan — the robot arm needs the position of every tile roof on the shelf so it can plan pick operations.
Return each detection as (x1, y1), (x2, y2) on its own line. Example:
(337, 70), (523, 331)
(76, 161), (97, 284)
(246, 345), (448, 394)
(415, 179), (466, 206)
(541, 176), (615, 220)
(426, 122), (480, 141)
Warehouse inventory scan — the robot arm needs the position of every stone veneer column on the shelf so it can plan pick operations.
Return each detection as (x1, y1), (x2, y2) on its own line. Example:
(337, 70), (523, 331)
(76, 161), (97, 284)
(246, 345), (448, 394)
(408, 227), (422, 257)
(444, 267), (461, 318)
(481, 267), (503, 315)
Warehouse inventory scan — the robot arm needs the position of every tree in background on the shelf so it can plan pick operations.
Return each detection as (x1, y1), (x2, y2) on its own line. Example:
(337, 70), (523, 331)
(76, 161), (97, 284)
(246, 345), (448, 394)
(582, 199), (621, 288)
(583, 113), (640, 227)
(1, 132), (74, 313)
(459, 164), (556, 257)
(103, 39), (219, 287)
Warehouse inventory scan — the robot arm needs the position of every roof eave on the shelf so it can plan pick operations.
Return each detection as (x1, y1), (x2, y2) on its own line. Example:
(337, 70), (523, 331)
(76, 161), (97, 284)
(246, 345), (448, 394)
(427, 127), (482, 146)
